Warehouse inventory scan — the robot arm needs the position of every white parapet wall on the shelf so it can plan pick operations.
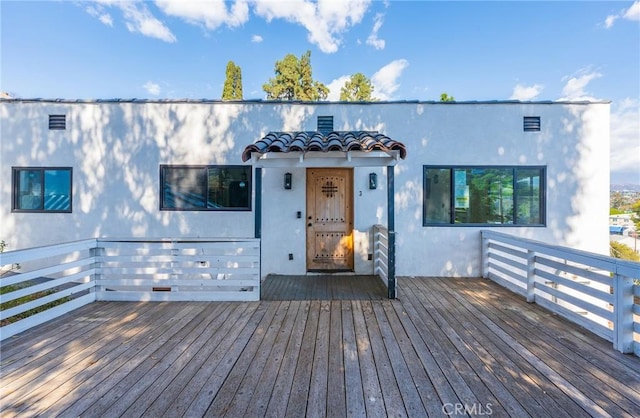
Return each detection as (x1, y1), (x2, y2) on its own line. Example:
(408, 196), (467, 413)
(0, 99), (610, 277)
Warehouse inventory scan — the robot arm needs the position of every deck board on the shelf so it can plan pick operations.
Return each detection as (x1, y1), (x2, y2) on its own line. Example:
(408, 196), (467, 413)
(1, 277), (640, 417)
(340, 301), (366, 417)
(285, 300), (319, 417)
(264, 301), (308, 418)
(327, 301), (346, 417)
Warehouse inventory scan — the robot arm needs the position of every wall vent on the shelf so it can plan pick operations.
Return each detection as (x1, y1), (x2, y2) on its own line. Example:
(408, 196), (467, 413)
(523, 116), (541, 132)
(317, 116), (334, 134)
(49, 114), (66, 130)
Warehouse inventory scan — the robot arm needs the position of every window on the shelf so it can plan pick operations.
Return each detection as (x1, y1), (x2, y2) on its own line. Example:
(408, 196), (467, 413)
(423, 166), (545, 226)
(12, 167), (72, 212)
(160, 165), (251, 211)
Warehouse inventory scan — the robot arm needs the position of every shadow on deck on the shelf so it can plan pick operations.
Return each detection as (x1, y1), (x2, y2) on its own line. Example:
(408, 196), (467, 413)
(1, 277), (639, 417)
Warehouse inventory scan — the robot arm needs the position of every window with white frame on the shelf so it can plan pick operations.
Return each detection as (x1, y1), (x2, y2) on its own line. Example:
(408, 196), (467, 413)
(423, 166), (545, 226)
(160, 165), (251, 211)
(12, 167), (72, 212)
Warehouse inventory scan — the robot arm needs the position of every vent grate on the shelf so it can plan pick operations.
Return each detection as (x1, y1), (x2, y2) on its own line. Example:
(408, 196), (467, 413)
(49, 114), (66, 130)
(317, 116), (333, 134)
(523, 116), (541, 132)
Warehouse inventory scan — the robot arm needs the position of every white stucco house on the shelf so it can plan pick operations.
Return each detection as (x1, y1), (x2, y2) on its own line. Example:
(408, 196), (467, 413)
(0, 99), (611, 292)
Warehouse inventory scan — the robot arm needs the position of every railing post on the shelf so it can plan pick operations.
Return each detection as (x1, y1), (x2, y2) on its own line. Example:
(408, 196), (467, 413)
(372, 225), (379, 275)
(526, 250), (536, 303)
(481, 231), (489, 279)
(387, 166), (396, 299)
(613, 270), (634, 354)
(90, 240), (104, 300)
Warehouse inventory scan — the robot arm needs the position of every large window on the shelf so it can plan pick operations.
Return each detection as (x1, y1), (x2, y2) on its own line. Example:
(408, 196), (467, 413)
(160, 165), (251, 211)
(12, 167), (72, 213)
(423, 166), (545, 226)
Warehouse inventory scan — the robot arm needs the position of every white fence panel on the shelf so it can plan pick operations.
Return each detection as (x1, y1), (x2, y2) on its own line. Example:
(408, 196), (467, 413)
(95, 238), (261, 302)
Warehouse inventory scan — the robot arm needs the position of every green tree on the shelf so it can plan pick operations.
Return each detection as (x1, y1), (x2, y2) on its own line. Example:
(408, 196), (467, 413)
(632, 200), (640, 222)
(263, 50), (328, 101)
(610, 191), (626, 210)
(440, 92), (455, 102)
(340, 73), (375, 101)
(610, 241), (640, 262)
(222, 61), (243, 100)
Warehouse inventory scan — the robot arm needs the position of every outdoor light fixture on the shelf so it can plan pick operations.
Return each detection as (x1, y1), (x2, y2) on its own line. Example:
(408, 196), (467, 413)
(369, 172), (377, 189)
(284, 172), (292, 189)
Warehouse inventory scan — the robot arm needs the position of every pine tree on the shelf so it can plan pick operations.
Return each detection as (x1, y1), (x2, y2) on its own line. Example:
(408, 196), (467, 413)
(222, 61), (243, 100)
(263, 51), (328, 101)
(340, 73), (375, 101)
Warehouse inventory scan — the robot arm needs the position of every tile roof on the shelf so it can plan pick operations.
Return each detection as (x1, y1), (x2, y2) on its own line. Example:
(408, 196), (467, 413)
(242, 131), (407, 162)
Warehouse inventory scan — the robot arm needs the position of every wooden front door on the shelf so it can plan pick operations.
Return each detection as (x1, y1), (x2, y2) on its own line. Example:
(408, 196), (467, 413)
(306, 168), (354, 271)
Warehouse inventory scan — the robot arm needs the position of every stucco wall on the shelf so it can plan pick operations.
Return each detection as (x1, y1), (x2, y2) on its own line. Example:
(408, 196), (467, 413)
(0, 100), (610, 277)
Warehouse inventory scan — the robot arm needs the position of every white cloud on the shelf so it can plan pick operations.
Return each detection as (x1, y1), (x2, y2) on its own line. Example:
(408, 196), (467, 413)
(88, 0), (176, 42)
(86, 4), (113, 26)
(510, 83), (543, 101)
(371, 59), (409, 100)
(85, 0), (373, 51)
(604, 15), (618, 29)
(252, 34), (263, 43)
(143, 81), (161, 96)
(366, 13), (385, 50)
(610, 98), (640, 183)
(155, 0), (249, 29)
(253, 0), (371, 53)
(326, 75), (351, 101)
(559, 69), (602, 100)
(99, 13), (114, 26)
(121, 2), (176, 42)
(603, 1), (639, 28)
(624, 1), (640, 20)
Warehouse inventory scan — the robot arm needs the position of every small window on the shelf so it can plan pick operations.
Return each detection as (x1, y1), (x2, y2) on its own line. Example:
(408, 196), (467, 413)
(160, 165), (251, 211)
(423, 166), (545, 226)
(12, 167), (72, 212)
(523, 116), (541, 132)
(49, 114), (66, 130)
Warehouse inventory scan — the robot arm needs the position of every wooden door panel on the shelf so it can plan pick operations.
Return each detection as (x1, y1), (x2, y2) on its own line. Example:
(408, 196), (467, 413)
(307, 169), (353, 271)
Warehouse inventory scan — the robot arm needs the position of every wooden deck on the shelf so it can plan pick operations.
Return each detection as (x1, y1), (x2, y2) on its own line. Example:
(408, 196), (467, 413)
(1, 277), (639, 417)
(261, 274), (388, 300)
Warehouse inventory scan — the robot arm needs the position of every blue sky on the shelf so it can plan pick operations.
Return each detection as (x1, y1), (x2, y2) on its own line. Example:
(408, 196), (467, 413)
(2, 0), (639, 184)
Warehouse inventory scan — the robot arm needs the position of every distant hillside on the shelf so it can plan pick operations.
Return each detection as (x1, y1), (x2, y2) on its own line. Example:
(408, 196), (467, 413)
(611, 184), (640, 192)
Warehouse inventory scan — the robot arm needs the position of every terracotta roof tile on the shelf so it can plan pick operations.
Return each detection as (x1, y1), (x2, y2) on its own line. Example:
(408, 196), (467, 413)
(242, 131), (407, 162)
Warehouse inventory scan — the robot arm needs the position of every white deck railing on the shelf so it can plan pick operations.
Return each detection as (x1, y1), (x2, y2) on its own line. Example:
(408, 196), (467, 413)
(0, 238), (260, 341)
(95, 238), (260, 302)
(481, 230), (640, 356)
(373, 225), (389, 289)
(0, 239), (98, 341)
